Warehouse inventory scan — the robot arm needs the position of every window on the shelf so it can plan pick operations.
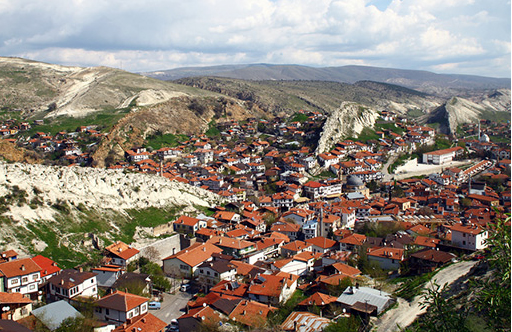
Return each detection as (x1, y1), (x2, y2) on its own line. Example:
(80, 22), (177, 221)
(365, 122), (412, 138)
(106, 309), (109, 315)
(29, 284), (36, 290)
(33, 274), (38, 281)
(22, 277), (28, 283)
(141, 304), (147, 311)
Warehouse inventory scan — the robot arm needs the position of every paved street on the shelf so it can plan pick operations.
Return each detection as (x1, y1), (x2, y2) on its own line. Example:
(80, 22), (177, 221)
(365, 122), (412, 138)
(150, 291), (193, 324)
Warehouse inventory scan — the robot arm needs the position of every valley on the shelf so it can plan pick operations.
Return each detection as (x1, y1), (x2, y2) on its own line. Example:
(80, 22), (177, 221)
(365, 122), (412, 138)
(0, 57), (510, 332)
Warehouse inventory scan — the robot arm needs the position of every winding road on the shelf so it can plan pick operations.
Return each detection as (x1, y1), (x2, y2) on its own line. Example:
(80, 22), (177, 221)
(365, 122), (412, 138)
(371, 260), (477, 332)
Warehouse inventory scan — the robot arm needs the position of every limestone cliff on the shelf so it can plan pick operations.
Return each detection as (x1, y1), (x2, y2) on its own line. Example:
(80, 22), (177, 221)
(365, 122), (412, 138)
(0, 162), (221, 222)
(316, 102), (379, 154)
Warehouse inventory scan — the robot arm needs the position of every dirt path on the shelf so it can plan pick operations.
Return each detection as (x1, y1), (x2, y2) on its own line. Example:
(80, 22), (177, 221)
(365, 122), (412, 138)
(371, 260), (477, 332)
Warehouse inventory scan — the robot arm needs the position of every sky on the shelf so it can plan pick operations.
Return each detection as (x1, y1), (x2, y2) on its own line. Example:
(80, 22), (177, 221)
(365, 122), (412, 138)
(0, 0), (510, 78)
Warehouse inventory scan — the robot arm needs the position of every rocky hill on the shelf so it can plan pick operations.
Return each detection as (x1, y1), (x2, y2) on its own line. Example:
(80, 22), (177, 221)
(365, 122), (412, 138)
(316, 102), (380, 154)
(144, 64), (511, 97)
(425, 89), (511, 135)
(0, 162), (222, 266)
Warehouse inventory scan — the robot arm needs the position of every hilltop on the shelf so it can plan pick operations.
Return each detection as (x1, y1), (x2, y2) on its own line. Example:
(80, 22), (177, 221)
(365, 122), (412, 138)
(143, 63), (511, 97)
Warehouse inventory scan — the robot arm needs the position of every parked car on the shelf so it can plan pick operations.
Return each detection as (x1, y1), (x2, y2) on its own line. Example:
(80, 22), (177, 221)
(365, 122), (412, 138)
(180, 284), (190, 292)
(148, 301), (161, 310)
(166, 319), (179, 332)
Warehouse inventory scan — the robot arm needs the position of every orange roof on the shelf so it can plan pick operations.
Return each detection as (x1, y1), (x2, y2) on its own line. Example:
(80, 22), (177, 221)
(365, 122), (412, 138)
(339, 233), (366, 245)
(163, 242), (223, 267)
(208, 236), (255, 250)
(174, 215), (201, 226)
(113, 313), (167, 332)
(0, 258), (41, 277)
(306, 236), (337, 249)
(105, 241), (140, 260)
(31, 255), (61, 278)
(413, 236), (440, 248)
(229, 300), (277, 327)
(293, 251), (322, 262)
(450, 223), (486, 235)
(281, 240), (311, 252)
(95, 290), (148, 312)
(0, 291), (32, 304)
(298, 292), (338, 306)
(247, 274), (286, 298)
(367, 247), (404, 260)
(330, 262), (361, 276)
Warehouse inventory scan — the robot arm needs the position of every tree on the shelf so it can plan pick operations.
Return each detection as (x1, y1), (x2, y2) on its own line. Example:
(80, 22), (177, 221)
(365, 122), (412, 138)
(323, 315), (360, 332)
(142, 246), (160, 262)
(472, 214), (511, 329)
(413, 282), (470, 332)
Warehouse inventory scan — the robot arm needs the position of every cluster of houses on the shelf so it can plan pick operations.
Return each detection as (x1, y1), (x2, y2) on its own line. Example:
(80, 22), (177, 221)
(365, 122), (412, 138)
(0, 242), (170, 331)
(1, 110), (510, 330)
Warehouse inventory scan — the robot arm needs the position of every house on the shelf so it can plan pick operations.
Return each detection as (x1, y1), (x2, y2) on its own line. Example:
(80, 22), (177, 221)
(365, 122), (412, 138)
(0, 257), (42, 299)
(271, 257), (308, 276)
(247, 273), (298, 305)
(178, 305), (225, 332)
(104, 241), (140, 267)
(270, 222), (301, 241)
(0, 250), (18, 263)
(336, 285), (393, 316)
(47, 269), (98, 302)
(408, 249), (456, 275)
(31, 300), (83, 331)
(94, 290), (149, 325)
(367, 247), (404, 270)
(229, 300), (277, 328)
(305, 236), (338, 254)
(195, 260), (237, 291)
(422, 147), (463, 165)
(92, 265), (125, 288)
(109, 272), (151, 295)
(162, 242), (223, 277)
(280, 240), (312, 257)
(297, 292), (338, 317)
(450, 223), (488, 251)
(112, 313), (167, 332)
(173, 215), (207, 235)
(31, 255), (61, 284)
(0, 320), (32, 332)
(207, 236), (256, 259)
(339, 234), (367, 252)
(280, 311), (331, 332)
(0, 292), (33, 320)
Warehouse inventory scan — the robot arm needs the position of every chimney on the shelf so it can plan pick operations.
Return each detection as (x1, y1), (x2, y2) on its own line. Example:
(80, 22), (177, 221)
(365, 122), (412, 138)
(141, 318), (146, 323)
(21, 264), (25, 271)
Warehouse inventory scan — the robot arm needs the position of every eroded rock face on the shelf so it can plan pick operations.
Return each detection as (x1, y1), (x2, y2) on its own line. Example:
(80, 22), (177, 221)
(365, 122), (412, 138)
(0, 162), (221, 221)
(316, 102), (379, 154)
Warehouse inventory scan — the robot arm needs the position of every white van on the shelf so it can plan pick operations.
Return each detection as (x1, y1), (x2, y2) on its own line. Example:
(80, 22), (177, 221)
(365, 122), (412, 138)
(180, 284), (190, 292)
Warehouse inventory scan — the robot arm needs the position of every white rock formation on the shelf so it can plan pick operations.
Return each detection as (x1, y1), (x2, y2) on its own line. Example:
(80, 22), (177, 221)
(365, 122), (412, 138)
(316, 102), (379, 154)
(0, 162), (221, 222)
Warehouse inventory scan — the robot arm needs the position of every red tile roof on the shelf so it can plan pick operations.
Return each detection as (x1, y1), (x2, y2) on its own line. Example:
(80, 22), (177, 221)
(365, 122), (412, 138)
(95, 290), (148, 312)
(0, 258), (42, 278)
(31, 255), (61, 278)
(105, 241), (140, 260)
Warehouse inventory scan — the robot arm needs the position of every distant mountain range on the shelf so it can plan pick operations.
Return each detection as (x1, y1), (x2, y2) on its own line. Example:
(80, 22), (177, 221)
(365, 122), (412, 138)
(142, 64), (511, 97)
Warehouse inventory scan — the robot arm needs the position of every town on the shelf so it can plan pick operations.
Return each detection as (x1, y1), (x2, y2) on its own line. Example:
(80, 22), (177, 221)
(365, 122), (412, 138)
(0, 108), (510, 332)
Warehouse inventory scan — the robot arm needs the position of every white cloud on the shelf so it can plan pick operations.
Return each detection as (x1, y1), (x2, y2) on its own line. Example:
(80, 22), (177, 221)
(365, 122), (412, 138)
(0, 0), (509, 77)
